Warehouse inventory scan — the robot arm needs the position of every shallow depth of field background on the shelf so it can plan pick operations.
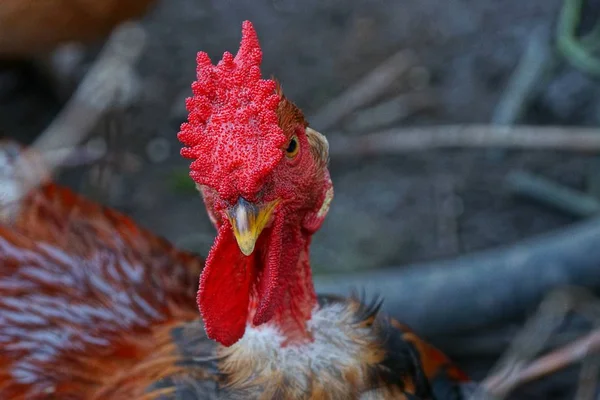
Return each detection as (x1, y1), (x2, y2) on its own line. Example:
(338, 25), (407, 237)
(3, 0), (600, 398)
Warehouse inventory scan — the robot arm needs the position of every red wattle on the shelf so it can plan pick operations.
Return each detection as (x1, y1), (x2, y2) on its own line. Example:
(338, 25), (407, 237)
(252, 212), (284, 325)
(197, 222), (254, 346)
(253, 213), (303, 327)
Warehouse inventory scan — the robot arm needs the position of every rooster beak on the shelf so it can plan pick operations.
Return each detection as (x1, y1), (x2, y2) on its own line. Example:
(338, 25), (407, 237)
(226, 197), (279, 256)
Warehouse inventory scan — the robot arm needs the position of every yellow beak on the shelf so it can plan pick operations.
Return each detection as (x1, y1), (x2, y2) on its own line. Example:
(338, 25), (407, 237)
(226, 197), (279, 256)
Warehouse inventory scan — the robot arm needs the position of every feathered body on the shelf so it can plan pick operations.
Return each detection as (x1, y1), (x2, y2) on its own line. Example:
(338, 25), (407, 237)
(0, 191), (466, 399)
(0, 21), (472, 399)
(0, 0), (156, 57)
(0, 181), (204, 398)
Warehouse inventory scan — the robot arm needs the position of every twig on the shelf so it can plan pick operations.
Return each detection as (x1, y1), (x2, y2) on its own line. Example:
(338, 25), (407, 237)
(328, 125), (600, 156)
(491, 25), (554, 126)
(315, 216), (600, 337)
(343, 90), (437, 133)
(481, 328), (600, 396)
(42, 146), (106, 167)
(466, 287), (600, 399)
(309, 49), (419, 131)
(506, 170), (600, 217)
(488, 25), (554, 162)
(478, 286), (600, 399)
(26, 21), (146, 179)
(0, 22), (146, 222)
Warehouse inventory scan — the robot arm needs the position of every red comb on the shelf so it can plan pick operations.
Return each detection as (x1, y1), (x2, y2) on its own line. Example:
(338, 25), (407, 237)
(178, 21), (286, 200)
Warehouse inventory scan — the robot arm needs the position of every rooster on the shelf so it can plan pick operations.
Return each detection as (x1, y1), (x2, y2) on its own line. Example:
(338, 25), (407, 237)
(0, 21), (473, 399)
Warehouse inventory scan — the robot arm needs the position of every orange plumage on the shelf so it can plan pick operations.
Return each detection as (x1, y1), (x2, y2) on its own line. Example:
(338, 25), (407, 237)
(0, 177), (206, 398)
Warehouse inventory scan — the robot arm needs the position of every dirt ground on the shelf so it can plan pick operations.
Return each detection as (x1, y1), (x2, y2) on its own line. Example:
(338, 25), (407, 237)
(1, 0), (600, 396)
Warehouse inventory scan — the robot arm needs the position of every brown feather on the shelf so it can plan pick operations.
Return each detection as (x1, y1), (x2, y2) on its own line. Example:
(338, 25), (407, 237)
(0, 183), (206, 398)
(274, 82), (329, 185)
(275, 80), (308, 138)
(391, 320), (470, 385)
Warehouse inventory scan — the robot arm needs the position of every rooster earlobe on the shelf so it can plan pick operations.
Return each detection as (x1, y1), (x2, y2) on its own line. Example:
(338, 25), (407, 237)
(305, 127), (329, 170)
(302, 173), (333, 234)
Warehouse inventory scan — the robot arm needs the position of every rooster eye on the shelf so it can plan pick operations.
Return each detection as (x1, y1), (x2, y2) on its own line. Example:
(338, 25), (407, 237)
(285, 136), (299, 158)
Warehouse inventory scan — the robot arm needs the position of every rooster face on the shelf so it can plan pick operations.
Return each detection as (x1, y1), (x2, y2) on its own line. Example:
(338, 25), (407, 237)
(178, 21), (332, 346)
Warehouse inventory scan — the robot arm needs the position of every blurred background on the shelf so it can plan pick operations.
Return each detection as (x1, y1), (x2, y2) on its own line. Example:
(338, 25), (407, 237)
(2, 0), (600, 398)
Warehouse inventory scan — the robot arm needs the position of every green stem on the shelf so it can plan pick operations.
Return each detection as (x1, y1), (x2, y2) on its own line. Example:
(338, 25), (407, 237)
(557, 0), (600, 76)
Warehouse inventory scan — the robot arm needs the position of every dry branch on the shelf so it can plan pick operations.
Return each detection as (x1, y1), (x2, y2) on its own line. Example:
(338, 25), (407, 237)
(491, 25), (553, 126)
(27, 22), (146, 179)
(482, 329), (600, 396)
(507, 171), (600, 217)
(315, 216), (600, 337)
(309, 49), (419, 131)
(343, 90), (437, 133)
(328, 125), (600, 156)
(1, 22), (146, 222)
(477, 286), (600, 398)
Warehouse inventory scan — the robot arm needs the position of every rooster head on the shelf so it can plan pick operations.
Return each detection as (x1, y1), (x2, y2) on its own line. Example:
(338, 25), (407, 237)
(178, 21), (333, 346)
